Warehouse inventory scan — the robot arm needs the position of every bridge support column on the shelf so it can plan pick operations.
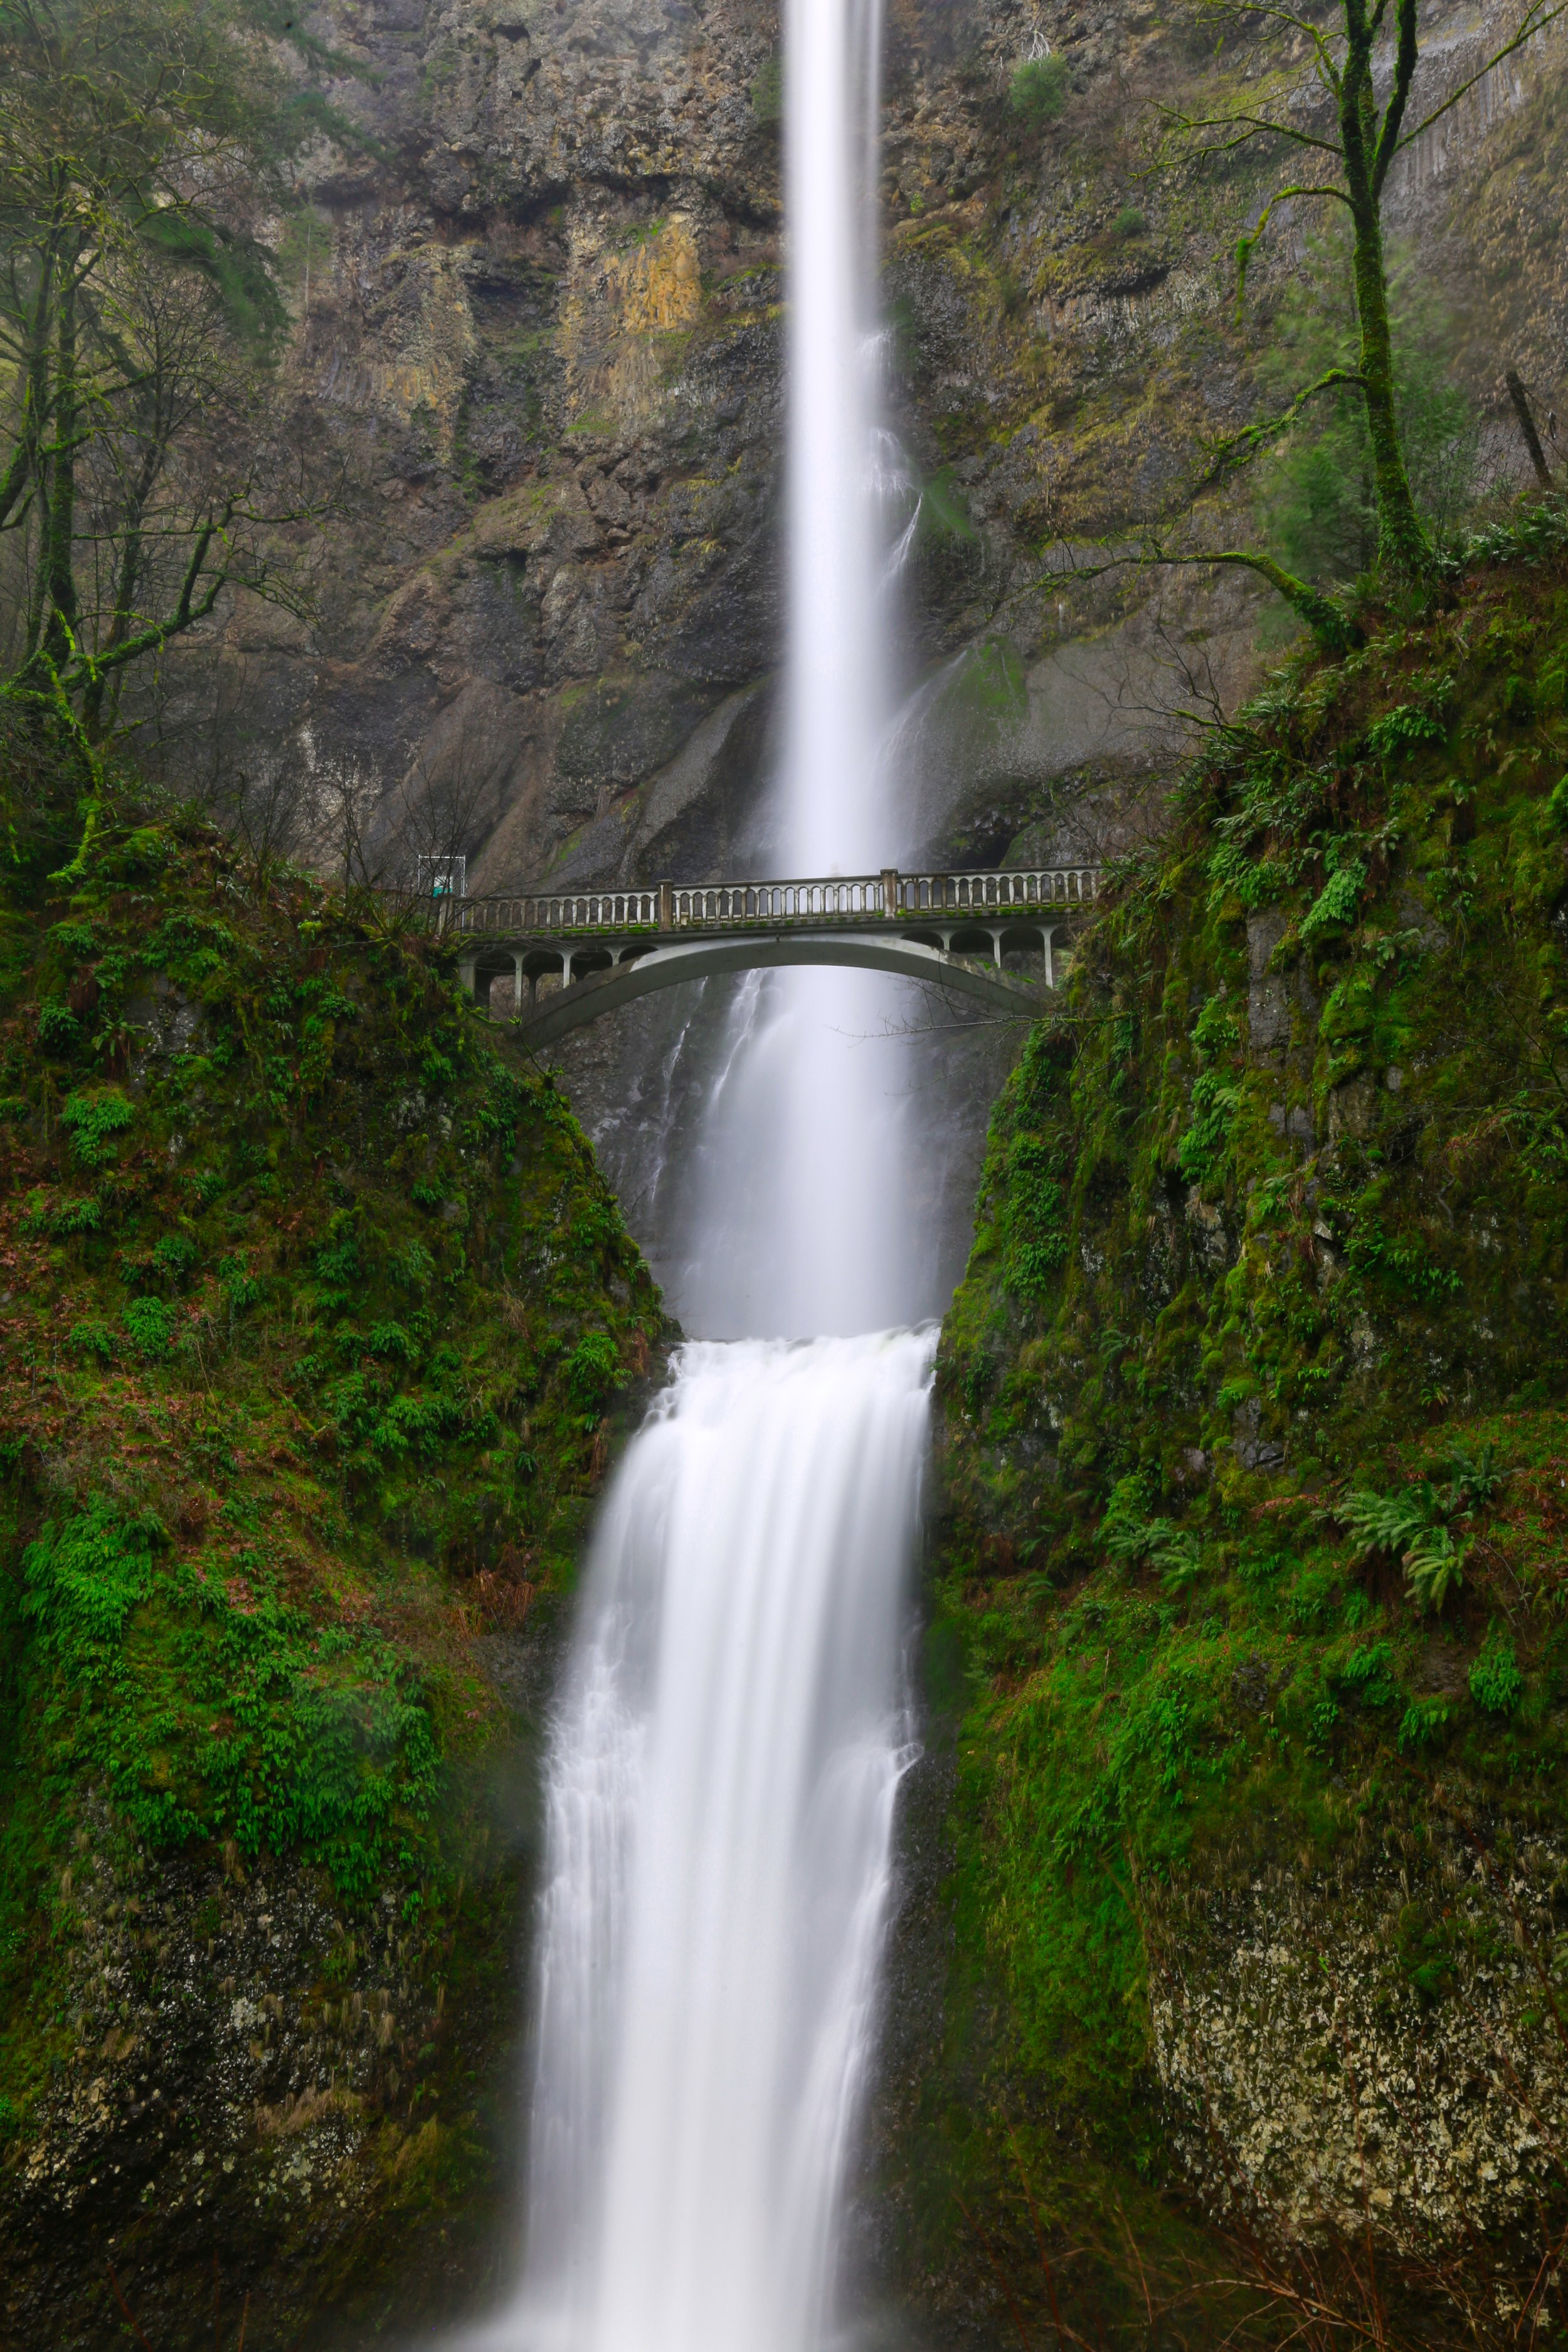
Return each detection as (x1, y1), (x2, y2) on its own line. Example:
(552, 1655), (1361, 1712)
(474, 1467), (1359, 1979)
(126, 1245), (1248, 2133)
(989, 928), (1004, 966)
(1043, 926), (1058, 989)
(561, 948), (575, 987)
(457, 955), (477, 1000)
(511, 953), (527, 1019)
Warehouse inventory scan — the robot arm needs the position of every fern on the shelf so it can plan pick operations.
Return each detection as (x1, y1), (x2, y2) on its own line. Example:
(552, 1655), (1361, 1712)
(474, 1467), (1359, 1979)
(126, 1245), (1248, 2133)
(1403, 1524), (1470, 1613)
(1335, 1475), (1478, 1613)
(1338, 1485), (1434, 1559)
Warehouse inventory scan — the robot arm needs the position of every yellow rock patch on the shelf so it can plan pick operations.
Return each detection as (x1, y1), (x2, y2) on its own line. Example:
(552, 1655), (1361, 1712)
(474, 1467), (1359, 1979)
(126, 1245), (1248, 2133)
(559, 216), (702, 432)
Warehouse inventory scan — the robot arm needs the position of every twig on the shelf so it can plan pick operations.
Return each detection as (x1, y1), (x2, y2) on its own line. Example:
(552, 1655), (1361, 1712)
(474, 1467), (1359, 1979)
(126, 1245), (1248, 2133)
(1007, 2126), (1091, 2350)
(107, 2264), (154, 2352)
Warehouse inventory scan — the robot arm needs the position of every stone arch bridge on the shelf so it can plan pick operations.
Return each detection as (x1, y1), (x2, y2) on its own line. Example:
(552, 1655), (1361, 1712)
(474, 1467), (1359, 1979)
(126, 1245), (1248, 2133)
(433, 866), (1099, 1052)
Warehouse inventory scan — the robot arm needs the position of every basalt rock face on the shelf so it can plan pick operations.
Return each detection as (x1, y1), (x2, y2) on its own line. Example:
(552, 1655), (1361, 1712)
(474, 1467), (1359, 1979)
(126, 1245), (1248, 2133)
(174, 0), (1568, 1298)
(191, 0), (1567, 908)
(0, 822), (669, 2351)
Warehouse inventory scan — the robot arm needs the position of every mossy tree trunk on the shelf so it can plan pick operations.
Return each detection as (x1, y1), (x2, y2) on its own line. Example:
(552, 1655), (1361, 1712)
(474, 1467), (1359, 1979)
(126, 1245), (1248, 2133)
(1337, 0), (1433, 584)
(35, 236), (83, 677)
(1182, 0), (1560, 605)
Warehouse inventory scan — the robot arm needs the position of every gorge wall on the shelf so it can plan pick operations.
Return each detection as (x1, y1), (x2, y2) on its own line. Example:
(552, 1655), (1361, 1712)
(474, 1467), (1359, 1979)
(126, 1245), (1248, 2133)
(166, 0), (1568, 1275)
(188, 0), (1566, 894)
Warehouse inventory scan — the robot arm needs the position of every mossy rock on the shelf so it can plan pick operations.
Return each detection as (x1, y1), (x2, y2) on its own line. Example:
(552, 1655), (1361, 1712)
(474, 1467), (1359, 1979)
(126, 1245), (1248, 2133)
(884, 524), (1568, 2350)
(0, 815), (672, 2348)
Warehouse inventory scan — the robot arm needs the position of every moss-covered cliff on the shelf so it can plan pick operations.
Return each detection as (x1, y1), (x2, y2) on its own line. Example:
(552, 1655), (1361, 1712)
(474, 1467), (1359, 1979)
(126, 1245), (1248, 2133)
(0, 816), (667, 2349)
(882, 516), (1568, 2349)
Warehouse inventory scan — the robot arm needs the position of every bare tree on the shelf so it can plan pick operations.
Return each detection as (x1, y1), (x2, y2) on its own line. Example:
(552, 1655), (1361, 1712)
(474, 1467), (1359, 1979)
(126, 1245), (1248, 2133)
(1146, 0), (1564, 634)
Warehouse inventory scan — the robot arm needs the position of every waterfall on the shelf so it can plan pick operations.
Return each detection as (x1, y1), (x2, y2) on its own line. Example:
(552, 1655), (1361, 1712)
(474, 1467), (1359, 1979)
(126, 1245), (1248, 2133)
(484, 1332), (933, 2352)
(460, 0), (936, 2343)
(677, 0), (917, 1344)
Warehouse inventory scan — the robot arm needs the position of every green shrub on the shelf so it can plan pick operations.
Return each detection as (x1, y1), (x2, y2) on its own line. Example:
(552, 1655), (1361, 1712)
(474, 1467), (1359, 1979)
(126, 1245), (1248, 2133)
(34, 1001), (79, 1054)
(1396, 1900), (1455, 1999)
(1177, 996), (1242, 1192)
(1398, 1696), (1451, 1752)
(1300, 858), (1366, 943)
(1470, 1639), (1524, 1715)
(49, 1195), (102, 1237)
(1336, 1461), (1492, 1614)
(1111, 206), (1145, 240)
(1335, 1640), (1397, 1706)
(1365, 702), (1446, 760)
(218, 1255), (263, 1314)
(68, 1318), (115, 1362)
(149, 1231), (198, 1285)
(60, 1088), (134, 1168)
(1003, 1132), (1071, 1296)
(1009, 53), (1069, 126)
(565, 1330), (620, 1413)
(393, 1239), (435, 1290)
(750, 55), (781, 125)
(122, 1296), (177, 1361)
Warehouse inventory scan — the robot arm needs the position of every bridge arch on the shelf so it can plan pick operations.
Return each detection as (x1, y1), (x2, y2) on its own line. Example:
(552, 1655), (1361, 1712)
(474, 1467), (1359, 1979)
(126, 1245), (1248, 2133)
(465, 926), (1064, 1052)
(435, 863), (1098, 1049)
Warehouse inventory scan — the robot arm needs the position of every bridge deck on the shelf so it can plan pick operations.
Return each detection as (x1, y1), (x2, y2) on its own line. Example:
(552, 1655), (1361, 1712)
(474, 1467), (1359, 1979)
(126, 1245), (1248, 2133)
(420, 863), (1097, 945)
(402, 864), (1099, 1049)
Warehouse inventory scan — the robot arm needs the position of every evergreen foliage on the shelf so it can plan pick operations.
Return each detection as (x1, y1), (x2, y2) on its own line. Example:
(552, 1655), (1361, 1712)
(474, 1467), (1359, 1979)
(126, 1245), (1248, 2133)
(1008, 54), (1069, 127)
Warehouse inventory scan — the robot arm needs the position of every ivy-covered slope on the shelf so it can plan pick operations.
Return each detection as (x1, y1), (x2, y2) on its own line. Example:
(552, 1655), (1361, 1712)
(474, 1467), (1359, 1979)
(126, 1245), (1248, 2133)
(897, 521), (1568, 2351)
(0, 818), (667, 2350)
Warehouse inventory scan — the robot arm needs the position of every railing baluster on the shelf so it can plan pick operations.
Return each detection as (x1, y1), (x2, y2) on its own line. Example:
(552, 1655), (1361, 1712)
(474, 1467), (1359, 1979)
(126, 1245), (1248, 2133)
(433, 864), (1098, 949)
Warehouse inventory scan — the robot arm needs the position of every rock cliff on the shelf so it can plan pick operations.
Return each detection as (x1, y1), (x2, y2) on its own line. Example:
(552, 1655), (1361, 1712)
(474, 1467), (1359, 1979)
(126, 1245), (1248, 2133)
(0, 820), (667, 2349)
(176, 0), (1565, 904)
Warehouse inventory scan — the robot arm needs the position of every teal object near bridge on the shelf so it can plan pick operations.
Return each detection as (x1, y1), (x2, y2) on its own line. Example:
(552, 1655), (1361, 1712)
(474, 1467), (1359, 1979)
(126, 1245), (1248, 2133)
(433, 866), (1098, 1050)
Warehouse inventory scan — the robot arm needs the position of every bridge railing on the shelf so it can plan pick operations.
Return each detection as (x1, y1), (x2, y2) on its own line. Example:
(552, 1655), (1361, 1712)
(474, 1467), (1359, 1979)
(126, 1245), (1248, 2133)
(413, 865), (1098, 939)
(899, 868), (1098, 916)
(447, 887), (663, 936)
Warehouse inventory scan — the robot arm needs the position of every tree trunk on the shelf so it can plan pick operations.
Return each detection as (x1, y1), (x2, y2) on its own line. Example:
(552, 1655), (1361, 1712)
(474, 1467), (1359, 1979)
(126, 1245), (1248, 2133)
(1505, 367), (1553, 488)
(1348, 193), (1431, 580)
(1338, 4), (1433, 584)
(38, 255), (82, 672)
(83, 426), (162, 742)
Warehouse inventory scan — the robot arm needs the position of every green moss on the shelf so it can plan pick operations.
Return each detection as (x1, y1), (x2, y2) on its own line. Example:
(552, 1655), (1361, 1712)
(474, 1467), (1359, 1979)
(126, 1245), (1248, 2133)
(919, 538), (1568, 2338)
(750, 55), (782, 126)
(0, 813), (669, 2156)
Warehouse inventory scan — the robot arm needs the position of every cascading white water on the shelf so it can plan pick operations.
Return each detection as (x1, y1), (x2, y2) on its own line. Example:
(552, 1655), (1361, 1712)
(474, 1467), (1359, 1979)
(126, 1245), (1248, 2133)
(461, 0), (938, 2344)
(677, 0), (919, 1344)
(479, 1332), (934, 2352)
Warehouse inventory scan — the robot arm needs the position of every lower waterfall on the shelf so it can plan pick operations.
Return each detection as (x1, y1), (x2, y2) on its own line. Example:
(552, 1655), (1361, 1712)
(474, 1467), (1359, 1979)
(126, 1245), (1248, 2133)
(475, 1330), (935, 2352)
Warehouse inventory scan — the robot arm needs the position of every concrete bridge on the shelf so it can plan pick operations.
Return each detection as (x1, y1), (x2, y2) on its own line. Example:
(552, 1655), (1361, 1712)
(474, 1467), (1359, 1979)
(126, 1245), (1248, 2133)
(437, 866), (1099, 1051)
